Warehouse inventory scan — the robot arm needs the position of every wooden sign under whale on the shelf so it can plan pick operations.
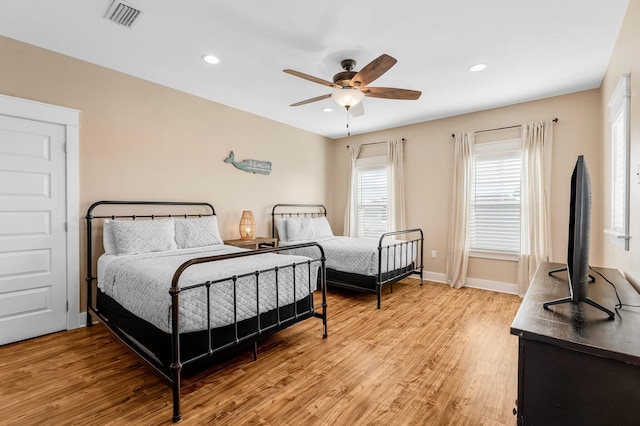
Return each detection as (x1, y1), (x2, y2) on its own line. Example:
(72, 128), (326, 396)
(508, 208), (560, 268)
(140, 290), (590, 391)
(224, 151), (272, 175)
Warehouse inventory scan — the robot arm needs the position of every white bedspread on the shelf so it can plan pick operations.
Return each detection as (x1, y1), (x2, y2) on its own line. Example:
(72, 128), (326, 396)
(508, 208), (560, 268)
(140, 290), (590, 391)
(98, 245), (319, 333)
(280, 236), (416, 276)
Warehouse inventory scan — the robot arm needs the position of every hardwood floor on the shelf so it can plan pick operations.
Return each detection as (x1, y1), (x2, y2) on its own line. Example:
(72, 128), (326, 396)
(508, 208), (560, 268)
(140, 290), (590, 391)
(0, 279), (521, 425)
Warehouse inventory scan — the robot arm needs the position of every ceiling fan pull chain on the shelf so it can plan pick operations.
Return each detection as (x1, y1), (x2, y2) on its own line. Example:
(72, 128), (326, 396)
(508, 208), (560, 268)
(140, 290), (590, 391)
(346, 107), (351, 136)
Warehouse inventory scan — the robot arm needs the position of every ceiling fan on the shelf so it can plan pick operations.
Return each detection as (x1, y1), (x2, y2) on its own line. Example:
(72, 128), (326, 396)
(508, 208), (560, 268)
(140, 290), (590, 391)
(283, 54), (421, 117)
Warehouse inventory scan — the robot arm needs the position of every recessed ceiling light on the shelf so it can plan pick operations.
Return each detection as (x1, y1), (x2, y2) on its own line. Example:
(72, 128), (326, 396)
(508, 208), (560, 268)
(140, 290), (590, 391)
(469, 63), (487, 72)
(322, 107), (333, 113)
(202, 54), (220, 64)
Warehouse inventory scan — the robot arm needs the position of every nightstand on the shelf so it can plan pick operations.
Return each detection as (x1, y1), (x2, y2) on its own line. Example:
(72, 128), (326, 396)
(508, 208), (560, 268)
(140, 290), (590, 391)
(223, 237), (278, 250)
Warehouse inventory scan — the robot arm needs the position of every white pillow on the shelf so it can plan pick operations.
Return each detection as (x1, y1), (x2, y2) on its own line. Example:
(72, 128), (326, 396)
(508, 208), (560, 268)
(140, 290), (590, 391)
(174, 216), (223, 249)
(111, 218), (177, 255)
(286, 217), (315, 241)
(102, 219), (117, 254)
(275, 218), (288, 242)
(312, 216), (333, 238)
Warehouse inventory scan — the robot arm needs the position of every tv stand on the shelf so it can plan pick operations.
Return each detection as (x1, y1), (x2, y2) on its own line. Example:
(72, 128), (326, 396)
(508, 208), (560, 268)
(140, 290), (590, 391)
(547, 266), (595, 282)
(511, 262), (640, 425)
(543, 267), (614, 319)
(543, 295), (615, 319)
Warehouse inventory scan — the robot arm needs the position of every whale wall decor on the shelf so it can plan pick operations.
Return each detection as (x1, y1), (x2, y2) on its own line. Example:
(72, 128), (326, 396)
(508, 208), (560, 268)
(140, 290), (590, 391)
(224, 151), (272, 175)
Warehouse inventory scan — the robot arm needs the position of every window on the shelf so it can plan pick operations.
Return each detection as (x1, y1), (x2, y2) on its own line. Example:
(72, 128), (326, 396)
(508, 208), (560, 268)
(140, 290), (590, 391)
(606, 74), (630, 250)
(354, 156), (388, 239)
(470, 139), (522, 256)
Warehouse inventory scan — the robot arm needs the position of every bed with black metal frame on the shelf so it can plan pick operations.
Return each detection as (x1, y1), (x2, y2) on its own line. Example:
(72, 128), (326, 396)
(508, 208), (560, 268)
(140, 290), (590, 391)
(85, 200), (327, 423)
(271, 203), (423, 309)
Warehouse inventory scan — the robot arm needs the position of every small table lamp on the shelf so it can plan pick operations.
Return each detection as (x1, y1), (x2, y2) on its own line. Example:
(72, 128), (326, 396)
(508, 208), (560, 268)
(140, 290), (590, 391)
(239, 210), (256, 240)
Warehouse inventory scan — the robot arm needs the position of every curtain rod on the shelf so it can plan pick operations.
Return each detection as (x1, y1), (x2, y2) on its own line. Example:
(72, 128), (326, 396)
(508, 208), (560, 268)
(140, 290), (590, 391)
(451, 118), (558, 138)
(346, 138), (405, 148)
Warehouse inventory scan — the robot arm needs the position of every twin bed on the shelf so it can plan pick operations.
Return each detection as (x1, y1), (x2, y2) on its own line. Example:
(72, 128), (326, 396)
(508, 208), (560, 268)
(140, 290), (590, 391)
(272, 204), (424, 308)
(85, 201), (327, 422)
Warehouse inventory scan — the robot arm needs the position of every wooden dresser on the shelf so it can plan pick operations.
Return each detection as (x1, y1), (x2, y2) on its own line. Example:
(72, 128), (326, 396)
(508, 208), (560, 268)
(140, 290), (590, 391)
(510, 262), (640, 425)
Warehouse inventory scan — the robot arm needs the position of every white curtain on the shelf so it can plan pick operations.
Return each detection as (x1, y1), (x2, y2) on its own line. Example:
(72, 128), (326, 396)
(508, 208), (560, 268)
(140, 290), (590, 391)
(518, 121), (553, 296)
(387, 140), (406, 231)
(445, 132), (473, 289)
(343, 144), (361, 237)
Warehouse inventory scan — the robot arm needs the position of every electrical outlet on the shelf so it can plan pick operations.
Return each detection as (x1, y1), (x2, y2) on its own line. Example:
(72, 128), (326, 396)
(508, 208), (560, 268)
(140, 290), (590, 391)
(431, 250), (437, 259)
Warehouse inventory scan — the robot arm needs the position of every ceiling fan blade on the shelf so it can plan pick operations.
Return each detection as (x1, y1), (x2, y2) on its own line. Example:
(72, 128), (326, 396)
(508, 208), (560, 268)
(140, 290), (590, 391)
(349, 102), (364, 117)
(349, 54), (397, 87)
(289, 93), (332, 107)
(364, 87), (422, 100)
(283, 69), (338, 88)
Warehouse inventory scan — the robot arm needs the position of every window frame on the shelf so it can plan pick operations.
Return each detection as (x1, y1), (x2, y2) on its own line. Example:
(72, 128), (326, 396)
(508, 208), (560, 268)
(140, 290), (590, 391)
(469, 138), (523, 260)
(354, 155), (388, 239)
(605, 73), (631, 251)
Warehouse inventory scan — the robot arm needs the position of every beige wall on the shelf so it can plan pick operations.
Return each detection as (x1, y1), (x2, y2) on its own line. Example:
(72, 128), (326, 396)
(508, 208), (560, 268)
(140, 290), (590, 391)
(0, 36), (332, 309)
(600, 0), (640, 289)
(332, 90), (603, 287)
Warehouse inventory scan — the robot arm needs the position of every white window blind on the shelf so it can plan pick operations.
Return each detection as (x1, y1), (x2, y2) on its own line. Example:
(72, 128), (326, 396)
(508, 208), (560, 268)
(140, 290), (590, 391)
(606, 73), (630, 250)
(470, 139), (522, 255)
(355, 156), (388, 239)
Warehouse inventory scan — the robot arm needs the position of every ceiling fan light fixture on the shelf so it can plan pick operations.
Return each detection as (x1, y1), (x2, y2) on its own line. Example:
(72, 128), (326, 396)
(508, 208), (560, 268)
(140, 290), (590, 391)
(202, 54), (220, 64)
(331, 88), (365, 109)
(469, 63), (487, 72)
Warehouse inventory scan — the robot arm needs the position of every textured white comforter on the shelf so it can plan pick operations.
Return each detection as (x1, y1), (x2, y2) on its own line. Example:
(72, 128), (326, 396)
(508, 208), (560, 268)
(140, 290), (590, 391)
(280, 236), (416, 276)
(98, 245), (320, 333)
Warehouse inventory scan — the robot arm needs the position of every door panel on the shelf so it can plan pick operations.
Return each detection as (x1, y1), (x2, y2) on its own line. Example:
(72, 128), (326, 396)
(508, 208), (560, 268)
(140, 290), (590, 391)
(0, 115), (67, 345)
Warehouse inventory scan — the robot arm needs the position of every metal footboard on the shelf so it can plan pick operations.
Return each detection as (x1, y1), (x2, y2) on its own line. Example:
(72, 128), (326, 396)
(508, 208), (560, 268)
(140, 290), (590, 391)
(376, 228), (424, 309)
(168, 243), (327, 422)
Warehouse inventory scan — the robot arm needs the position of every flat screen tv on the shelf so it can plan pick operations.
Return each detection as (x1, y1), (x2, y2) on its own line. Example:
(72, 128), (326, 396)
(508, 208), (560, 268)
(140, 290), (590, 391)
(543, 155), (615, 319)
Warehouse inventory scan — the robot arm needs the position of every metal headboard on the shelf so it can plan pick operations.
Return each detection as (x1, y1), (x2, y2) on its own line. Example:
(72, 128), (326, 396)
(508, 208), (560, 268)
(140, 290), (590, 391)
(84, 200), (215, 326)
(271, 203), (327, 238)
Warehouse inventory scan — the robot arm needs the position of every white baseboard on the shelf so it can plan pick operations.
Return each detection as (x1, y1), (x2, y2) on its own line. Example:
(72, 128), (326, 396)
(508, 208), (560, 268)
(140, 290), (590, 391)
(77, 311), (87, 328)
(465, 277), (518, 295)
(413, 271), (447, 283)
(413, 271), (518, 295)
(76, 312), (99, 328)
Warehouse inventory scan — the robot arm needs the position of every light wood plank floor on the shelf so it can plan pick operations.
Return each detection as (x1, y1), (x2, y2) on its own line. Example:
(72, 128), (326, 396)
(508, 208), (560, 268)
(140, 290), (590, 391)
(0, 279), (521, 425)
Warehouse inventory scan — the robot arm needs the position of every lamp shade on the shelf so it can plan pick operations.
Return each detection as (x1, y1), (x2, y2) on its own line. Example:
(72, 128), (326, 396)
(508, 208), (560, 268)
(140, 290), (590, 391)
(331, 88), (365, 109)
(239, 210), (256, 240)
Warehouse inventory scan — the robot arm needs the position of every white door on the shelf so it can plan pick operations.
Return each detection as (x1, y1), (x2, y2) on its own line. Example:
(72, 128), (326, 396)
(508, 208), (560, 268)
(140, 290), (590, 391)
(0, 114), (68, 345)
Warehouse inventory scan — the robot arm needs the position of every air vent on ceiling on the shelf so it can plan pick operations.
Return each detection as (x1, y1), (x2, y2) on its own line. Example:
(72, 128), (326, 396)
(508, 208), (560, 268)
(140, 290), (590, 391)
(104, 0), (142, 28)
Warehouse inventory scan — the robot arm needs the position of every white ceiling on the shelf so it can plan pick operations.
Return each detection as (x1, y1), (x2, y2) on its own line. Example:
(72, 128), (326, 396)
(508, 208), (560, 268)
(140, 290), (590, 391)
(0, 0), (630, 139)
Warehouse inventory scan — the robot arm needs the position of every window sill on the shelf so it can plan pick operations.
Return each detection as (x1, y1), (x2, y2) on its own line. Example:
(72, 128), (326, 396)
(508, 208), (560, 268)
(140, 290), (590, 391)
(469, 250), (519, 261)
(604, 229), (629, 238)
(604, 229), (630, 250)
